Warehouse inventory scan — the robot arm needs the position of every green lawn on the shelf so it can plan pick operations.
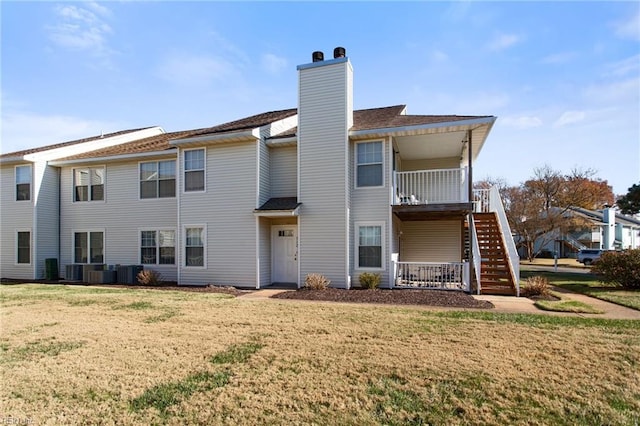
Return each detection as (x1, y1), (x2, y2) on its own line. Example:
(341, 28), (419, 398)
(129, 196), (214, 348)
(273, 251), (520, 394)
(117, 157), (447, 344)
(521, 270), (640, 311)
(1, 284), (639, 425)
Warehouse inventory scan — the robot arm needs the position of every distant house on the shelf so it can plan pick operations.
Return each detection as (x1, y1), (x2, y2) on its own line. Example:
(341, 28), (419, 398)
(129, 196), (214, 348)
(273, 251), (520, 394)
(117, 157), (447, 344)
(528, 206), (640, 258)
(0, 48), (519, 295)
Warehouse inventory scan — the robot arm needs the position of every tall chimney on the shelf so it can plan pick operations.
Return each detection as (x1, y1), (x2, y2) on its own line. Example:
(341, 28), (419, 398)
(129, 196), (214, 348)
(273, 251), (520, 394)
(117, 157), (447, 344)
(603, 207), (616, 250)
(297, 48), (353, 288)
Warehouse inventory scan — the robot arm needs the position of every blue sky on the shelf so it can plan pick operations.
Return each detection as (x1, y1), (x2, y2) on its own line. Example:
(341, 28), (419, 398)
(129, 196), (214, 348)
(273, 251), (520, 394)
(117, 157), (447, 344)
(2, 1), (638, 194)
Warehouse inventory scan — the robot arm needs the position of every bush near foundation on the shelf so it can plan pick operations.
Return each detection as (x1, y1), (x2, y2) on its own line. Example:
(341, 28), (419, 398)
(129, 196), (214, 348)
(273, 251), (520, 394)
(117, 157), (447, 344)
(137, 269), (163, 286)
(304, 274), (330, 290)
(591, 249), (640, 289)
(520, 276), (551, 297)
(359, 273), (381, 289)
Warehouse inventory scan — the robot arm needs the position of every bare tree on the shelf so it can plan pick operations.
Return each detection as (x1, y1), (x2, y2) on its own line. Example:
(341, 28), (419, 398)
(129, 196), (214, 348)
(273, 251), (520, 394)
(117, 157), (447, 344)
(477, 166), (615, 261)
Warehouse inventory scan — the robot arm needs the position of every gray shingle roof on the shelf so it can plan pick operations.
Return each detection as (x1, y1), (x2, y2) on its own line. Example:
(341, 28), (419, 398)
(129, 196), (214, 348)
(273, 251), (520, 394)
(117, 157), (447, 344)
(8, 105), (495, 161)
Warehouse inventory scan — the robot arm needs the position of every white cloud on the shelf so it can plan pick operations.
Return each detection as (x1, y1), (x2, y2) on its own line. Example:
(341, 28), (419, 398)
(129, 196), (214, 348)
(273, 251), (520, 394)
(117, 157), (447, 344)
(584, 77), (640, 104)
(487, 33), (521, 51)
(0, 111), (124, 154)
(604, 54), (640, 78)
(47, 3), (115, 57)
(261, 53), (288, 74)
(612, 10), (640, 41)
(553, 111), (586, 128)
(429, 49), (449, 63)
(500, 115), (543, 129)
(156, 53), (236, 86)
(86, 1), (112, 18)
(541, 51), (578, 64)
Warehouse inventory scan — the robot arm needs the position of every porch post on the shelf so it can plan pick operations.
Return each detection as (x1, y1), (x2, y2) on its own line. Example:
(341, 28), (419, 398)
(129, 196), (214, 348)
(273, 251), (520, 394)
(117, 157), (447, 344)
(467, 129), (475, 292)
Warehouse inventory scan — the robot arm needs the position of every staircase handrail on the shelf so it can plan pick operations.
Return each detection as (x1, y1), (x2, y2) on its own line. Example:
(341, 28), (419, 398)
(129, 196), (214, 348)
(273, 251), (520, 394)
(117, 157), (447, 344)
(564, 235), (587, 251)
(488, 186), (520, 297)
(469, 214), (482, 294)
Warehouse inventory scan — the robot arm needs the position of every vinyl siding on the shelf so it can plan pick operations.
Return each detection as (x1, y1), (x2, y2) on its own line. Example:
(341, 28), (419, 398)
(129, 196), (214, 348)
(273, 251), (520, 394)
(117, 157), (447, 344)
(298, 60), (352, 287)
(400, 221), (462, 262)
(401, 157), (461, 171)
(60, 158), (178, 281)
(258, 217), (271, 288)
(0, 164), (35, 279)
(270, 146), (297, 198)
(350, 138), (392, 287)
(34, 163), (60, 278)
(258, 141), (270, 206)
(179, 142), (257, 287)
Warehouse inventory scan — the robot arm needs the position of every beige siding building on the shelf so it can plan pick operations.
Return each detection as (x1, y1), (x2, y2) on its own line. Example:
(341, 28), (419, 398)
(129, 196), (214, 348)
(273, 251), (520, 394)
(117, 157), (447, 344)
(0, 48), (519, 295)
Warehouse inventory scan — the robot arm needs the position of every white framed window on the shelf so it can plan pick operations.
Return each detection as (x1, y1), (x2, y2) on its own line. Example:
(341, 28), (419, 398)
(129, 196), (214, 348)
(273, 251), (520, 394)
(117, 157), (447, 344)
(356, 222), (385, 270)
(16, 230), (31, 264)
(140, 160), (176, 199)
(140, 230), (176, 265)
(184, 226), (205, 267)
(73, 231), (104, 264)
(184, 149), (205, 192)
(15, 165), (31, 201)
(74, 167), (105, 202)
(356, 141), (383, 188)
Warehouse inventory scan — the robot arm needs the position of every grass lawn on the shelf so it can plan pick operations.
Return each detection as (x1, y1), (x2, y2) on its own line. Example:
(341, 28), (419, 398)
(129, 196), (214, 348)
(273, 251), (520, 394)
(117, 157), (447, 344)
(534, 296), (604, 314)
(2, 284), (640, 425)
(522, 270), (640, 311)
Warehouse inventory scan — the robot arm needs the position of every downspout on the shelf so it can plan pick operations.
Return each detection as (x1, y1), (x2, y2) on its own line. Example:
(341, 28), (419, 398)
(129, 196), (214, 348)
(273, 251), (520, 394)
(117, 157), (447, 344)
(467, 130), (474, 292)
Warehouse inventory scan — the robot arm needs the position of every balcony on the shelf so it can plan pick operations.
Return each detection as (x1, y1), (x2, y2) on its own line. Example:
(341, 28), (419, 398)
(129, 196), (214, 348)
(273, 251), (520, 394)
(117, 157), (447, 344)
(392, 168), (472, 220)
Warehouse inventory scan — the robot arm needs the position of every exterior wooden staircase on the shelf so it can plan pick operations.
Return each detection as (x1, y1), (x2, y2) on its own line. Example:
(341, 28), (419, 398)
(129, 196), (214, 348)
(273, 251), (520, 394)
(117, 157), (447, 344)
(472, 212), (517, 295)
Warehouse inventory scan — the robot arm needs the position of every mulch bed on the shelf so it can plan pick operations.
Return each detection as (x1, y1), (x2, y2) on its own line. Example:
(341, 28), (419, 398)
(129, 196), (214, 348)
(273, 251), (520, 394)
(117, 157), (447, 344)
(271, 287), (494, 309)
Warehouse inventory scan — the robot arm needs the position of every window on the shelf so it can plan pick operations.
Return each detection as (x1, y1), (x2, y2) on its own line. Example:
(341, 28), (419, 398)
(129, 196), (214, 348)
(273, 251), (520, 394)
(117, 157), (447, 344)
(141, 230), (175, 265)
(356, 141), (383, 187)
(184, 149), (205, 192)
(17, 231), (30, 264)
(16, 165), (31, 201)
(357, 224), (383, 269)
(185, 227), (204, 267)
(74, 231), (104, 263)
(140, 160), (176, 198)
(74, 167), (104, 201)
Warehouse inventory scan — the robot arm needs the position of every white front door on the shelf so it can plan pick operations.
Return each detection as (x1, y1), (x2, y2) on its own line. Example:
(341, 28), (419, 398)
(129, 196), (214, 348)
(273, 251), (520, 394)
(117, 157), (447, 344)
(272, 225), (298, 283)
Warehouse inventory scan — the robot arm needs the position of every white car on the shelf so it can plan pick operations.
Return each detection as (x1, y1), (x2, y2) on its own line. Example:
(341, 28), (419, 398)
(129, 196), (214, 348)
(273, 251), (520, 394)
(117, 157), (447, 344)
(577, 249), (605, 265)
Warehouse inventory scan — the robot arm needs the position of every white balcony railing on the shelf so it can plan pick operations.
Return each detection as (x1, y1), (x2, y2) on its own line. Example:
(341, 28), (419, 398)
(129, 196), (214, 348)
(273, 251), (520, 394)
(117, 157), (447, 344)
(393, 261), (469, 291)
(393, 168), (468, 205)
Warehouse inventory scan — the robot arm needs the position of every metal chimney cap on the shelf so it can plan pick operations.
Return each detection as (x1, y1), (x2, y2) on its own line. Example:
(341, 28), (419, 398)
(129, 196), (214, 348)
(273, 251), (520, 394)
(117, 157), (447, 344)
(333, 47), (346, 58)
(312, 51), (324, 62)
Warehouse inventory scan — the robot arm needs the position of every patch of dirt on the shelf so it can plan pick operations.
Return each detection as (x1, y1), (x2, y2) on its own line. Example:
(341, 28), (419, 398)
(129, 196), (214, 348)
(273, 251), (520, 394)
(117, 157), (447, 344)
(528, 293), (561, 301)
(271, 288), (494, 309)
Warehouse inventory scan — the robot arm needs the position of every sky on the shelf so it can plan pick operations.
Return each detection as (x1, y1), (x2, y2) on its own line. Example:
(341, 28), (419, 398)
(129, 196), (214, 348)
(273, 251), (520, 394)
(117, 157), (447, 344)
(1, 1), (639, 195)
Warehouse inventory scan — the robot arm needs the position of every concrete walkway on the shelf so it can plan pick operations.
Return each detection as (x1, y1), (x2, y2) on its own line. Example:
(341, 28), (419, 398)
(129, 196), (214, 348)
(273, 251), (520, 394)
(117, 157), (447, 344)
(239, 287), (640, 320)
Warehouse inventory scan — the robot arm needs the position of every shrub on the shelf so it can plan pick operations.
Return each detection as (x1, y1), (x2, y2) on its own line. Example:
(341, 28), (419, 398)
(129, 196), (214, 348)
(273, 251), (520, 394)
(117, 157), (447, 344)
(591, 249), (640, 289)
(359, 272), (381, 289)
(137, 269), (163, 286)
(304, 273), (330, 290)
(520, 276), (550, 297)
